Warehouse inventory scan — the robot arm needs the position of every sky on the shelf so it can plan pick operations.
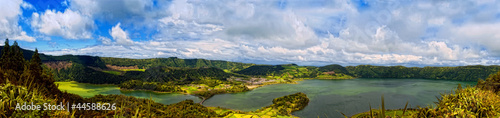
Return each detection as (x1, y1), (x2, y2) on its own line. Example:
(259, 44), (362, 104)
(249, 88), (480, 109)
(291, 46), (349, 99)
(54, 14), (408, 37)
(1, 0), (500, 67)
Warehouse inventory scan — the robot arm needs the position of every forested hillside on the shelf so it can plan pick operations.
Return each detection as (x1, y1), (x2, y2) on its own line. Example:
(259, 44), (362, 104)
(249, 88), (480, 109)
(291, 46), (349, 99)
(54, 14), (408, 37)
(235, 64), (354, 79)
(0, 46), (107, 68)
(235, 65), (285, 76)
(346, 65), (500, 81)
(100, 57), (254, 72)
(318, 64), (352, 75)
(125, 67), (232, 84)
(52, 63), (126, 84)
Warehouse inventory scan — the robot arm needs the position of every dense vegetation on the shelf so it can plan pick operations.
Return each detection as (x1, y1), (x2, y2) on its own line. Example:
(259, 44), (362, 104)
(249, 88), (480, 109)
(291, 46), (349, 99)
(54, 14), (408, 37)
(267, 92), (309, 115)
(1, 45), (108, 69)
(346, 65), (500, 81)
(0, 39), (84, 116)
(119, 80), (184, 92)
(415, 87), (500, 117)
(127, 66), (231, 84)
(52, 63), (236, 85)
(84, 95), (220, 117)
(195, 84), (249, 99)
(413, 71), (500, 117)
(235, 65), (285, 76)
(477, 70), (500, 93)
(52, 63), (127, 84)
(100, 57), (254, 71)
(235, 64), (354, 79)
(318, 64), (352, 75)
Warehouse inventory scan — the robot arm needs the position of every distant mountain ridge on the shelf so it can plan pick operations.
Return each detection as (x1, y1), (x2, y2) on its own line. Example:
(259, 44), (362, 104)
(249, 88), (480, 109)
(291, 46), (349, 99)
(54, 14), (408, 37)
(2, 46), (500, 82)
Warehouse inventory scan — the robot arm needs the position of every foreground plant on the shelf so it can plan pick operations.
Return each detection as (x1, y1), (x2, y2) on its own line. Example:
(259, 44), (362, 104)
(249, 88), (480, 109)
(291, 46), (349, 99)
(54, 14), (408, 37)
(416, 86), (500, 117)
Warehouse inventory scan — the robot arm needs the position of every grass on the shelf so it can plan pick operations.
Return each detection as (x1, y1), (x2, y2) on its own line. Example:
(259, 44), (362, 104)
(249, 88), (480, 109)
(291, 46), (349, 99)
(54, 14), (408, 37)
(0, 81), (73, 117)
(180, 86), (200, 94)
(102, 70), (122, 75)
(209, 107), (295, 118)
(352, 109), (419, 118)
(120, 69), (146, 72)
(350, 95), (416, 118)
(55, 81), (119, 98)
(415, 86), (500, 117)
(352, 84), (500, 117)
(316, 74), (354, 79)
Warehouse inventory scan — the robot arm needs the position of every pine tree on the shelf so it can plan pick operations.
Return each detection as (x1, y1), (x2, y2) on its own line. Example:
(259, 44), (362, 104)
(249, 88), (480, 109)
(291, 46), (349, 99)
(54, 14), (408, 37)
(10, 41), (25, 72)
(1, 39), (10, 69)
(29, 49), (42, 80)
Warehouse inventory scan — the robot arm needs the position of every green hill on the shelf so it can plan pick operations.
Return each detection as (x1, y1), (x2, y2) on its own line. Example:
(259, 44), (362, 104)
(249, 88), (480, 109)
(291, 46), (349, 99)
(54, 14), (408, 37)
(346, 65), (500, 81)
(318, 64), (351, 75)
(235, 65), (285, 76)
(125, 66), (232, 84)
(100, 57), (254, 72)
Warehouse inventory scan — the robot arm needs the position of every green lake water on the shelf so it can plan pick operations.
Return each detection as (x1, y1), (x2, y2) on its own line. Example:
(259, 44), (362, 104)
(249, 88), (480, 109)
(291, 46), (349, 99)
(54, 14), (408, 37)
(203, 78), (475, 117)
(55, 81), (201, 105)
(56, 79), (475, 117)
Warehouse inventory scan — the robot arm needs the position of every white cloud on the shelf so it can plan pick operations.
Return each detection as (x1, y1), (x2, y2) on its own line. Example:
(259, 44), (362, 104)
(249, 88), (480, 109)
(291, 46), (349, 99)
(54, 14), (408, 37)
(42, 0), (500, 66)
(31, 9), (94, 39)
(98, 36), (112, 45)
(156, 0), (322, 49)
(0, 0), (35, 42)
(448, 23), (500, 56)
(110, 23), (134, 45)
(21, 1), (34, 10)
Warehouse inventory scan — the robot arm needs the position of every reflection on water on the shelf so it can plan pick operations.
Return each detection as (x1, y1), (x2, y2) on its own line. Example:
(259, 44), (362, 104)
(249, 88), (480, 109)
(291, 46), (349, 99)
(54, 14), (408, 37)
(55, 81), (201, 105)
(203, 78), (475, 117)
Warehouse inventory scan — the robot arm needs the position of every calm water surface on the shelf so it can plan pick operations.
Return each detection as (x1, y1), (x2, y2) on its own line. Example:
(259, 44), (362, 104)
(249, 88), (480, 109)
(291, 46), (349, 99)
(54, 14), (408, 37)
(203, 78), (475, 117)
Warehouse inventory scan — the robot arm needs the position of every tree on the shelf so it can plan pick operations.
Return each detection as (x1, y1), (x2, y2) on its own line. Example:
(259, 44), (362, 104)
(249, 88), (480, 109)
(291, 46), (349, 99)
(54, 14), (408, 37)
(28, 49), (42, 80)
(10, 41), (25, 72)
(1, 39), (10, 69)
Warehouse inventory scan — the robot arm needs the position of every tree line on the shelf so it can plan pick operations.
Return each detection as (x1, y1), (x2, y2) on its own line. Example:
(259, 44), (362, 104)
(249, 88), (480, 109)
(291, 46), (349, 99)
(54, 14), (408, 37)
(346, 65), (500, 81)
(100, 57), (254, 71)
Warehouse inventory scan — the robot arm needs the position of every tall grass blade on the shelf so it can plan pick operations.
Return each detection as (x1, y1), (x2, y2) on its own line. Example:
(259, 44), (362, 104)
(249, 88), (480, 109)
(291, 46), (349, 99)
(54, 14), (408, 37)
(336, 110), (348, 118)
(381, 95), (385, 117)
(369, 103), (373, 118)
(402, 101), (409, 116)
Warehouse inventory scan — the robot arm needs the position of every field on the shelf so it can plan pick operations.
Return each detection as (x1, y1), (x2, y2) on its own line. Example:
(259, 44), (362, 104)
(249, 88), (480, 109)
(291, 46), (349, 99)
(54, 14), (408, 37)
(102, 70), (122, 75)
(120, 69), (146, 72)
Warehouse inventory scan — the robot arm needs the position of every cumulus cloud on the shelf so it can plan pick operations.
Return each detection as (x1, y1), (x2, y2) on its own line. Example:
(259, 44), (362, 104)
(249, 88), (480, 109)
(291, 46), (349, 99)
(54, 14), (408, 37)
(98, 36), (112, 45)
(31, 9), (94, 39)
(21, 1), (34, 10)
(110, 23), (134, 45)
(0, 0), (35, 42)
(448, 23), (500, 56)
